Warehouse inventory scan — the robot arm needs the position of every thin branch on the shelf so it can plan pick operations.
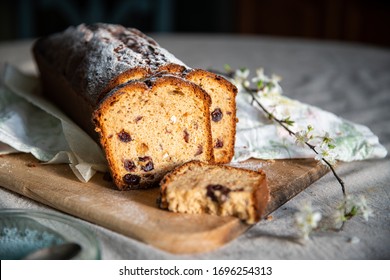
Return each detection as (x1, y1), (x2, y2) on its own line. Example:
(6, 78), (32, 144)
(244, 84), (346, 197)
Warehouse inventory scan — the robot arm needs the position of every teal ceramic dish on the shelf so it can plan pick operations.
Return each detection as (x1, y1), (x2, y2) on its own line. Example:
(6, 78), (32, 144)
(0, 209), (100, 260)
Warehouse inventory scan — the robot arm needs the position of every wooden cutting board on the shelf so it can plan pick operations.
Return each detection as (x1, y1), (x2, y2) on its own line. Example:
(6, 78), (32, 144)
(0, 153), (328, 254)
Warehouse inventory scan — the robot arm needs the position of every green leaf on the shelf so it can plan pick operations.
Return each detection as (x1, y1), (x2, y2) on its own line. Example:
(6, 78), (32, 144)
(350, 206), (358, 216)
(257, 80), (264, 90)
(345, 205), (358, 219)
(283, 116), (295, 126)
(223, 64), (232, 72)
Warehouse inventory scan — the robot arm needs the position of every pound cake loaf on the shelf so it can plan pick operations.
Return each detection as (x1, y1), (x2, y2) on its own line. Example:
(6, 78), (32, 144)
(94, 75), (214, 189)
(33, 23), (237, 164)
(159, 161), (269, 224)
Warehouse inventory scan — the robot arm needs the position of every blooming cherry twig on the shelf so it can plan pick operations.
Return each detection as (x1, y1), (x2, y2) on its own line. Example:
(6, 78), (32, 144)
(210, 65), (374, 236)
(221, 66), (346, 196)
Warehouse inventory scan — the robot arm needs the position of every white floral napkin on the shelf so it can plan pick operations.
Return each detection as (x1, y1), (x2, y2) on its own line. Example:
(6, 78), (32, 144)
(232, 69), (387, 162)
(0, 64), (387, 183)
(0, 64), (107, 182)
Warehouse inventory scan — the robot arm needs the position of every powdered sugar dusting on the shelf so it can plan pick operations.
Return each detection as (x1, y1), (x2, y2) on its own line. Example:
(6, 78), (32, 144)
(80, 23), (187, 100)
(35, 23), (187, 106)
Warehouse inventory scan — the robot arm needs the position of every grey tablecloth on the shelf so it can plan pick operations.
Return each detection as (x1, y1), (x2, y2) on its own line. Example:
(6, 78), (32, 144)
(0, 35), (389, 259)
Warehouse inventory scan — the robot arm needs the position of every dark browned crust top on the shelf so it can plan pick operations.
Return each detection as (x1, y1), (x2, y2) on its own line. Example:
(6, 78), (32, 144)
(33, 23), (186, 107)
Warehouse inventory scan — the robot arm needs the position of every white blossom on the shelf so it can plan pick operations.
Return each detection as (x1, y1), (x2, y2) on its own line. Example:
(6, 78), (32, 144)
(349, 236), (360, 244)
(251, 68), (282, 95)
(295, 202), (322, 240)
(295, 130), (310, 147)
(333, 207), (346, 226)
(320, 132), (333, 144)
(315, 145), (337, 165)
(334, 195), (374, 225)
(251, 68), (266, 84)
(311, 131), (335, 149)
(354, 195), (374, 221)
(252, 68), (281, 84)
(233, 68), (250, 88)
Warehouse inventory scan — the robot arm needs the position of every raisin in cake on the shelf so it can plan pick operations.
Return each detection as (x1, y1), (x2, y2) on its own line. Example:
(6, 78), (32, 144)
(159, 161), (269, 224)
(33, 23), (237, 164)
(94, 75), (214, 189)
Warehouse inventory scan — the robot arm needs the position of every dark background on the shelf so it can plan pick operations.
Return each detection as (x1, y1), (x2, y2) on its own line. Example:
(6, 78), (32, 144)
(1, 0), (389, 47)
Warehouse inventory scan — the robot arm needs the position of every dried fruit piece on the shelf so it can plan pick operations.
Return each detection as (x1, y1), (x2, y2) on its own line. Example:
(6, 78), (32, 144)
(139, 156), (154, 172)
(123, 159), (136, 172)
(211, 108), (223, 122)
(183, 129), (190, 143)
(142, 161), (154, 172)
(206, 184), (231, 203)
(117, 129), (132, 142)
(138, 156), (152, 162)
(215, 138), (224, 148)
(194, 145), (203, 156)
(123, 174), (141, 185)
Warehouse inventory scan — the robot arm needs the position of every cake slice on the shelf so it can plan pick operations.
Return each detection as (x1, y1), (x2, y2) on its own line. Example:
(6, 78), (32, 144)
(93, 75), (214, 189)
(159, 161), (269, 224)
(186, 69), (237, 164)
(159, 65), (238, 164)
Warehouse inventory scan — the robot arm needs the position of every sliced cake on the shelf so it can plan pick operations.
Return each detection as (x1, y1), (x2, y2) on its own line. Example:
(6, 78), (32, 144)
(159, 161), (269, 224)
